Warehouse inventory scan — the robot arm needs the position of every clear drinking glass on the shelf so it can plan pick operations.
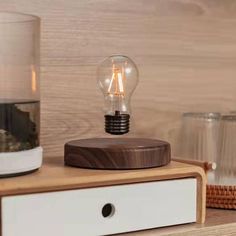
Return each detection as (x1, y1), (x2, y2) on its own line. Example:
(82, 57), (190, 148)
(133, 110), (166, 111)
(0, 12), (42, 177)
(216, 115), (236, 185)
(177, 113), (221, 183)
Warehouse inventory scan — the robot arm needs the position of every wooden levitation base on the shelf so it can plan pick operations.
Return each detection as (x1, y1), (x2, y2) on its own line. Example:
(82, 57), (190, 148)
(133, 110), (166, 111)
(64, 138), (171, 169)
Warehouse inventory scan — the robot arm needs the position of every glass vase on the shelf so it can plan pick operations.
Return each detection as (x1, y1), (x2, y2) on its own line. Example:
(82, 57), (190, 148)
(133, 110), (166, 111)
(0, 12), (42, 177)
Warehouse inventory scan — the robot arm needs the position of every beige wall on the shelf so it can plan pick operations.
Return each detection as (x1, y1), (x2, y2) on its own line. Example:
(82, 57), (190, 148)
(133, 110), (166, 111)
(1, 0), (236, 156)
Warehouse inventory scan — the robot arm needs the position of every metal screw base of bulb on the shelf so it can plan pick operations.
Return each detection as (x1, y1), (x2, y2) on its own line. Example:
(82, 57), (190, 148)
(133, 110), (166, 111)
(105, 111), (130, 135)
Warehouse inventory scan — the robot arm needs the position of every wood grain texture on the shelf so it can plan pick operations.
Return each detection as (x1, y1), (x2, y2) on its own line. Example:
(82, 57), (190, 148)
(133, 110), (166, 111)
(0, 0), (236, 156)
(172, 158), (217, 172)
(64, 138), (171, 169)
(0, 156), (204, 195)
(0, 156), (206, 224)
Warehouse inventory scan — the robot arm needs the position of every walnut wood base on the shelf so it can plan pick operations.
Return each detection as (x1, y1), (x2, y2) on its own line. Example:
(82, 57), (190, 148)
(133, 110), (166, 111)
(64, 138), (171, 170)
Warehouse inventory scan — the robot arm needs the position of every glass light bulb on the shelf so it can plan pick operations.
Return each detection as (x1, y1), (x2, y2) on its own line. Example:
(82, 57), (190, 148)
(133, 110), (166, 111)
(97, 55), (139, 135)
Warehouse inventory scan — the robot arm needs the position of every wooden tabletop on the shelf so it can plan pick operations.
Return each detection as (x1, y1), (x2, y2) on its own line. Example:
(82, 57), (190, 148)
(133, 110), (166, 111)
(123, 208), (236, 236)
(0, 156), (204, 196)
(0, 157), (233, 235)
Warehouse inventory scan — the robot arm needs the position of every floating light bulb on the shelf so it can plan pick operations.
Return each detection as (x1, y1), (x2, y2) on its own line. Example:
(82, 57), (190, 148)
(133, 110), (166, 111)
(97, 55), (139, 135)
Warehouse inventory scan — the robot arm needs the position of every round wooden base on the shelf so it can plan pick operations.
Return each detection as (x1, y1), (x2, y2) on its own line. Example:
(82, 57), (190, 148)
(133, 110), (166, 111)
(64, 138), (171, 170)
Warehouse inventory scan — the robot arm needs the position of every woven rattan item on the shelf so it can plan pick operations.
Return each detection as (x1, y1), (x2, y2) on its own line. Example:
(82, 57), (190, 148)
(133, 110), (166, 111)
(207, 184), (236, 209)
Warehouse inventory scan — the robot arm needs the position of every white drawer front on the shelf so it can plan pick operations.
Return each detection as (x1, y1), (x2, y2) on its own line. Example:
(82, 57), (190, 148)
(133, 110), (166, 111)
(2, 178), (196, 236)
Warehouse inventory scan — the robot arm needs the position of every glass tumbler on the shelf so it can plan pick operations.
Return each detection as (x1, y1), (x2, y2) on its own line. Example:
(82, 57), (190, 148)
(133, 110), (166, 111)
(177, 113), (221, 183)
(216, 115), (236, 185)
(0, 12), (42, 177)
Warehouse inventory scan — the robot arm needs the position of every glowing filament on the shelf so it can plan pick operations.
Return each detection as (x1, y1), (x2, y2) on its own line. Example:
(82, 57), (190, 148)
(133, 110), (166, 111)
(107, 67), (125, 96)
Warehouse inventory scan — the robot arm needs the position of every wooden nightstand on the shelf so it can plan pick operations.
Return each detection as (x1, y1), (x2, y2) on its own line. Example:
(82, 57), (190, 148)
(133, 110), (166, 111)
(0, 157), (206, 236)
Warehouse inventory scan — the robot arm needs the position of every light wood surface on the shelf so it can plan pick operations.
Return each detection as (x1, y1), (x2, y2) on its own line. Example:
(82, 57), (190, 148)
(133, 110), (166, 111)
(0, 156), (206, 223)
(0, 156), (204, 195)
(123, 208), (236, 236)
(172, 158), (217, 172)
(1, 0), (236, 157)
(1, 157), (234, 235)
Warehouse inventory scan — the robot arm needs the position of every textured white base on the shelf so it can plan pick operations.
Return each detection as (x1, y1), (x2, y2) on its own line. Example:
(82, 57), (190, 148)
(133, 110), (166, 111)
(2, 178), (196, 236)
(0, 147), (43, 175)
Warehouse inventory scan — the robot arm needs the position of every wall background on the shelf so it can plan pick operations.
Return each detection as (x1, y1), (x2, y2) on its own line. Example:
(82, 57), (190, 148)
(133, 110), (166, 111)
(1, 0), (236, 157)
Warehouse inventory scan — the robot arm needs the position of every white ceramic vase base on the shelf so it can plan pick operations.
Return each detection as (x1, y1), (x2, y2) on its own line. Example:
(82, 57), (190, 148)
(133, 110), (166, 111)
(0, 147), (43, 177)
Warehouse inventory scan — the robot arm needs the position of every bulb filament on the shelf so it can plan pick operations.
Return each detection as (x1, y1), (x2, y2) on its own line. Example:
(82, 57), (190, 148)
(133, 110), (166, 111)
(107, 66), (125, 96)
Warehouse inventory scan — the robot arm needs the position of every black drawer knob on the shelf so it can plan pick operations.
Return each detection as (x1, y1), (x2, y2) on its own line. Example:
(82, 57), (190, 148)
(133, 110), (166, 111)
(102, 203), (115, 218)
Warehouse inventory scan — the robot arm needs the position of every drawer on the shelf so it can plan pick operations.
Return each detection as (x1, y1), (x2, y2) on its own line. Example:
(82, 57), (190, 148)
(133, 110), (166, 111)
(1, 178), (196, 236)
